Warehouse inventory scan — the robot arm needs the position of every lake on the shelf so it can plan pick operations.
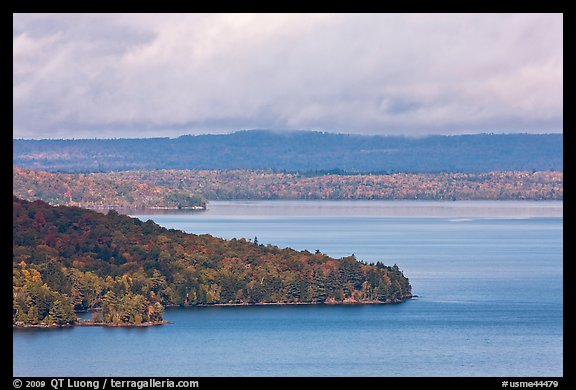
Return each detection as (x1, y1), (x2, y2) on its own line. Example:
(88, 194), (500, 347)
(13, 201), (563, 377)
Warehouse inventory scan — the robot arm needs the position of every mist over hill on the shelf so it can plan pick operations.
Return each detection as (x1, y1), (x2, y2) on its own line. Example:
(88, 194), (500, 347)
(13, 130), (562, 173)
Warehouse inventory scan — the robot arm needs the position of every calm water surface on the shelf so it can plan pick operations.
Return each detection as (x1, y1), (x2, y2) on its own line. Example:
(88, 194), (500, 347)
(13, 201), (563, 377)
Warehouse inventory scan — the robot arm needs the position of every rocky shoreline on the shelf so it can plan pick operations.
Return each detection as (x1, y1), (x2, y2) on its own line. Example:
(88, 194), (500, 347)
(76, 320), (172, 327)
(13, 320), (171, 329)
(188, 295), (413, 308)
(13, 322), (74, 329)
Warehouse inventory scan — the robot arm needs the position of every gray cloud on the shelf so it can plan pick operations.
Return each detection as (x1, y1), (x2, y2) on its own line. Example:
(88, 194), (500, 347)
(13, 13), (563, 138)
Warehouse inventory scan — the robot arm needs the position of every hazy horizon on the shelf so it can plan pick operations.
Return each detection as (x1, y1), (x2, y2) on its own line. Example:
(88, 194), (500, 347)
(12, 128), (564, 141)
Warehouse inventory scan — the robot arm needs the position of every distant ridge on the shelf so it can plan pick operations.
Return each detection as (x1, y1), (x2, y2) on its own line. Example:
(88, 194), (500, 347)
(13, 130), (562, 173)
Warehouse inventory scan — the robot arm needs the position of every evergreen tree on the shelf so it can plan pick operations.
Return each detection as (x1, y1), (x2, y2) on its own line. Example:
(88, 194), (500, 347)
(311, 272), (328, 302)
(13, 197), (411, 327)
(47, 298), (75, 326)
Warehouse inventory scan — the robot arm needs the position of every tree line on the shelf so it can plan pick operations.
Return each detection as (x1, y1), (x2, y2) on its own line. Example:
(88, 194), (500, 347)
(13, 131), (563, 172)
(13, 197), (412, 327)
(13, 167), (206, 209)
(14, 168), (563, 209)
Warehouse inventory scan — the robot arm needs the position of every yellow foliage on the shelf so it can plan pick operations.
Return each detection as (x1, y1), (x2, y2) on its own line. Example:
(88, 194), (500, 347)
(30, 269), (42, 282)
(121, 274), (132, 289)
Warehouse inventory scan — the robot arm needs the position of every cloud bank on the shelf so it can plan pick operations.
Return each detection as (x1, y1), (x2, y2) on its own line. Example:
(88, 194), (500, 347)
(13, 13), (563, 138)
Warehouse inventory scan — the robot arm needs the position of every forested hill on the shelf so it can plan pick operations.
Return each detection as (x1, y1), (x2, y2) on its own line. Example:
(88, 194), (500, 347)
(13, 167), (206, 209)
(13, 197), (412, 327)
(13, 131), (562, 173)
(14, 167), (563, 203)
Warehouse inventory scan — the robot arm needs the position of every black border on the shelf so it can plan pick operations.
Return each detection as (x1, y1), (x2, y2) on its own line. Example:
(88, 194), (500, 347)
(10, 8), (569, 387)
(8, 377), (569, 388)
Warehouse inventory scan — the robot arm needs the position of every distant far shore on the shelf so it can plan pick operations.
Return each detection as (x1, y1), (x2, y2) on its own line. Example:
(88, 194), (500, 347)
(13, 168), (563, 207)
(90, 205), (206, 210)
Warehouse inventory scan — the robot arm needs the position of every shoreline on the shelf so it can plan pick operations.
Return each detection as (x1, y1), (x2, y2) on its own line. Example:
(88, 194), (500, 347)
(13, 298), (413, 329)
(176, 296), (413, 308)
(13, 320), (171, 329)
(88, 205), (206, 210)
(76, 320), (172, 327)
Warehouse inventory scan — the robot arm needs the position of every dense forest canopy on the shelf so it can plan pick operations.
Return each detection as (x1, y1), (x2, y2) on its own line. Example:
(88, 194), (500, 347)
(92, 169), (564, 201)
(14, 168), (562, 206)
(13, 131), (562, 173)
(13, 167), (206, 209)
(13, 197), (412, 327)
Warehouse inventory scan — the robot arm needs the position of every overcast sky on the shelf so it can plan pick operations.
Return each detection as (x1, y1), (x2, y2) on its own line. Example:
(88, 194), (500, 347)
(13, 13), (563, 139)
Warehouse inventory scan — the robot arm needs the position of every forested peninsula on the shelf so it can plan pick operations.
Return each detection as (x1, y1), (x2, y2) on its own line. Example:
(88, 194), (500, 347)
(13, 167), (206, 210)
(13, 197), (412, 328)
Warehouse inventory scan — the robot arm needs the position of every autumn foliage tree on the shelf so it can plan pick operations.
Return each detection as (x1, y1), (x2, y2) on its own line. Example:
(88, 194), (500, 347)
(13, 197), (412, 326)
